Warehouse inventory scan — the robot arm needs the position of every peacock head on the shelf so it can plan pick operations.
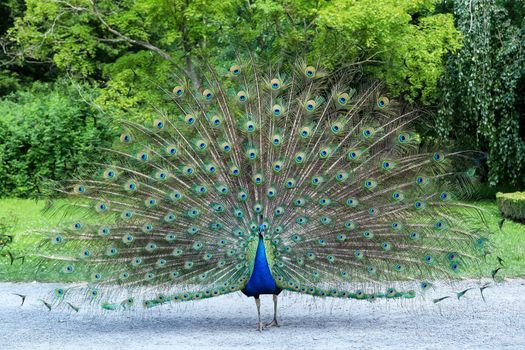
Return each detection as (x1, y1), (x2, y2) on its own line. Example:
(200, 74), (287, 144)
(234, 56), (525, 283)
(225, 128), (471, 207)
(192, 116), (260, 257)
(258, 216), (265, 238)
(258, 224), (265, 238)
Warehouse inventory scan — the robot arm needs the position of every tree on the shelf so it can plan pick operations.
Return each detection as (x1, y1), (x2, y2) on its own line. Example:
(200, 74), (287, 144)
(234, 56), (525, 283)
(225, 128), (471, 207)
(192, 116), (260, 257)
(4, 0), (461, 114)
(437, 0), (525, 187)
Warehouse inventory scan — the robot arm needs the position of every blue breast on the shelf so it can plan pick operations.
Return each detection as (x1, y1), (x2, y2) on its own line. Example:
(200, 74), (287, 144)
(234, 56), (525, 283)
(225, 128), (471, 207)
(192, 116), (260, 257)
(242, 236), (281, 298)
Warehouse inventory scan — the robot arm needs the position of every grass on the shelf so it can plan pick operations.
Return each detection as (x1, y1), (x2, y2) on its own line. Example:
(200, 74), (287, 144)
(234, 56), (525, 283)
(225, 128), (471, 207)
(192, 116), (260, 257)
(0, 198), (87, 282)
(0, 198), (524, 282)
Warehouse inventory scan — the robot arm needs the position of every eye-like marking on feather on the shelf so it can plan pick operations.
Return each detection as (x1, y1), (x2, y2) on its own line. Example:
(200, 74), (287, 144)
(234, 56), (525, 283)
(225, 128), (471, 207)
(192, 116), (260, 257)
(253, 203), (263, 214)
(345, 197), (359, 207)
(243, 120), (257, 133)
(361, 127), (376, 139)
(336, 92), (350, 106)
(414, 199), (426, 210)
(95, 201), (109, 213)
(311, 175), (325, 186)
(363, 178), (377, 190)
(335, 171), (349, 182)
(284, 178), (296, 189)
(270, 78), (283, 90)
(304, 66), (316, 78)
(194, 138), (208, 151)
(229, 165), (240, 176)
(209, 114), (223, 127)
(304, 99), (317, 112)
(347, 149), (362, 161)
(271, 104), (285, 118)
(202, 89), (213, 101)
(293, 197), (306, 207)
(318, 146), (332, 159)
(136, 150), (150, 161)
(415, 175), (430, 187)
(184, 114), (197, 126)
(193, 184), (208, 195)
(215, 184), (229, 195)
(103, 168), (117, 180)
(344, 220), (357, 230)
(253, 173), (264, 185)
(172, 85), (185, 97)
(433, 152), (444, 162)
(237, 90), (248, 103)
(120, 210), (133, 220)
(377, 96), (389, 108)
(120, 132), (132, 143)
(271, 133), (283, 146)
(299, 126), (313, 139)
(52, 235), (64, 244)
(294, 151), (306, 164)
(153, 118), (165, 130)
(168, 190), (183, 201)
(229, 65), (241, 76)
(330, 120), (345, 135)
(272, 160), (284, 173)
(220, 140), (232, 153)
(245, 147), (258, 160)
(181, 165), (195, 176)
(154, 170), (169, 181)
(98, 226), (110, 236)
(165, 144), (177, 156)
(73, 184), (86, 194)
(391, 190), (404, 201)
(381, 160), (395, 171)
(203, 163), (217, 175)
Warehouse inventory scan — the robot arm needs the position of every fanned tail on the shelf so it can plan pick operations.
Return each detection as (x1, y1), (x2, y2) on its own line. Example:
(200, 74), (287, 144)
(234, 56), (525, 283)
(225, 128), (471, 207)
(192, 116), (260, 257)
(32, 55), (489, 310)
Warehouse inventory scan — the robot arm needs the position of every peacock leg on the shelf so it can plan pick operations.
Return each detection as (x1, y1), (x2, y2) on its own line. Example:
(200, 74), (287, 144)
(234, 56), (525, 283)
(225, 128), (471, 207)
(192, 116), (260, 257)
(255, 297), (263, 331)
(265, 294), (280, 328)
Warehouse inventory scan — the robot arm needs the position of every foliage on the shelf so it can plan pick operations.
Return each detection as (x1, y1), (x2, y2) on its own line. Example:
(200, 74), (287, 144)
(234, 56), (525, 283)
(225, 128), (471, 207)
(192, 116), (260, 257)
(0, 81), (113, 197)
(437, 0), (525, 187)
(312, 0), (461, 103)
(4, 0), (461, 114)
(496, 192), (525, 222)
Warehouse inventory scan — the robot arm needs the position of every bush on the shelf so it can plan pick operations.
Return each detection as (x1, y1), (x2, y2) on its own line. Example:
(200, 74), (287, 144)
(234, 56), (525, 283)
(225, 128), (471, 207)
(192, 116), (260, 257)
(0, 81), (113, 197)
(496, 192), (525, 222)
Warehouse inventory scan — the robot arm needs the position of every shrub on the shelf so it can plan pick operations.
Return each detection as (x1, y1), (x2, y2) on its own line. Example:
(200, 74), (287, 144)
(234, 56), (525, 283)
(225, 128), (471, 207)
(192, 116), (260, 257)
(496, 192), (525, 222)
(0, 81), (113, 197)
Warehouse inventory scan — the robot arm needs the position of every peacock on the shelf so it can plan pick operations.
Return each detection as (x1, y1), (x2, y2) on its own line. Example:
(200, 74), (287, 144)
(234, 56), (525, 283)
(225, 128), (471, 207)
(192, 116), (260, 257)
(34, 56), (489, 331)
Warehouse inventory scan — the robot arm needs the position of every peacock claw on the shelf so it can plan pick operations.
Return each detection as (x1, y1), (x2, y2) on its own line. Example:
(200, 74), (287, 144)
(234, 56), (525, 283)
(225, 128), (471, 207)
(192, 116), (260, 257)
(256, 322), (264, 332)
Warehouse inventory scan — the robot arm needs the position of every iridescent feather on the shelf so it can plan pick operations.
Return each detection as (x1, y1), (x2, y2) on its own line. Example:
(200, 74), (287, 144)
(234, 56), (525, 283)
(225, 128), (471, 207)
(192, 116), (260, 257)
(35, 57), (489, 314)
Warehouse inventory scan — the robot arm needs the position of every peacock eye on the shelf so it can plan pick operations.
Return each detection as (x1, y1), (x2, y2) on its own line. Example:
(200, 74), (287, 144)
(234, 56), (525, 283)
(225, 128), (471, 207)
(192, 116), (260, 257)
(305, 66), (316, 77)
(173, 85), (184, 97)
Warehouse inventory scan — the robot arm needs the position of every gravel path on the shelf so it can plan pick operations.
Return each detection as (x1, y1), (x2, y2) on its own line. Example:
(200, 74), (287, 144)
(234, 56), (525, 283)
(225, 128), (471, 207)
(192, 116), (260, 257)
(0, 280), (524, 349)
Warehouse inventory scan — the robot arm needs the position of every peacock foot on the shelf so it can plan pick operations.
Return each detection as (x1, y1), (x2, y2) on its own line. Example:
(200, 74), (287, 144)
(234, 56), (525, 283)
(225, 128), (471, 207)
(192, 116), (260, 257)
(264, 319), (280, 328)
(256, 322), (264, 332)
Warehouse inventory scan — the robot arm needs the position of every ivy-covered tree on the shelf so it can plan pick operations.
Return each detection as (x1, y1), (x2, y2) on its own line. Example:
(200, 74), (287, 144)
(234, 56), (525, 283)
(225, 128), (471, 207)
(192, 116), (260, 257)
(437, 0), (525, 187)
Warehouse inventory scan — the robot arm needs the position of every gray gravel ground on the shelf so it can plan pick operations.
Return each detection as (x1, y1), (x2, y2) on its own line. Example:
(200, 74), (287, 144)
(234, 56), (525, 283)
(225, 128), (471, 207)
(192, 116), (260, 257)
(0, 280), (524, 350)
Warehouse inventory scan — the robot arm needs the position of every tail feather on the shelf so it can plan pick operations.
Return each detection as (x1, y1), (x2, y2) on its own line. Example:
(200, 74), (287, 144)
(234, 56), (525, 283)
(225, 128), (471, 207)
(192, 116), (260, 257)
(32, 56), (489, 309)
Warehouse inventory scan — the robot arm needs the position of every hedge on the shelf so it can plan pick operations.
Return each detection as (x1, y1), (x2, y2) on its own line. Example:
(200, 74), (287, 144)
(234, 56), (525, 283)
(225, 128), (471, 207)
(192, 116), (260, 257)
(496, 192), (525, 222)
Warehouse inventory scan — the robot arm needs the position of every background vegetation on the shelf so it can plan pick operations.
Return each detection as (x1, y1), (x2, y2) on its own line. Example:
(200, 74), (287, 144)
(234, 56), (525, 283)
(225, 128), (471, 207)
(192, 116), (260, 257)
(0, 1), (523, 280)
(0, 0), (523, 197)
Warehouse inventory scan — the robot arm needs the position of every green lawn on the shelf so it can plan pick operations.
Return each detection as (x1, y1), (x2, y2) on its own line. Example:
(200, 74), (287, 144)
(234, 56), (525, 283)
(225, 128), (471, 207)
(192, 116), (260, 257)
(0, 198), (86, 282)
(0, 198), (523, 282)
